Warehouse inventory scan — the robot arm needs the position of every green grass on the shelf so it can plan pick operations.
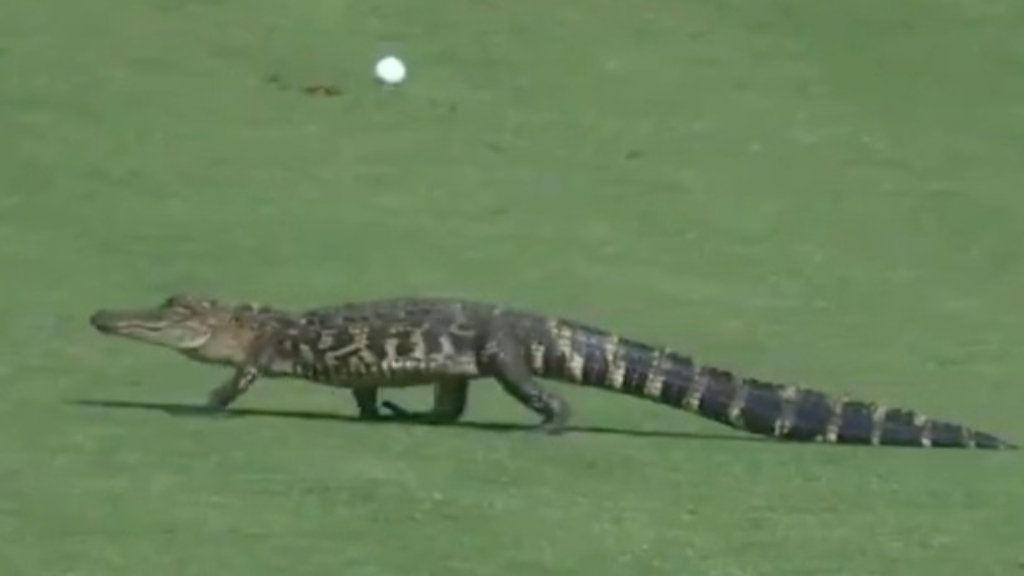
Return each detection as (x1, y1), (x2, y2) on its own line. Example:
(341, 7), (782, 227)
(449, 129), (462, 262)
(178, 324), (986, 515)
(2, 0), (1024, 574)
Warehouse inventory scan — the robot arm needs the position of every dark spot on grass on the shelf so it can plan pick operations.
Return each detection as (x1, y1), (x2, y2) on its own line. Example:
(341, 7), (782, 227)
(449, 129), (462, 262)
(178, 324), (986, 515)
(301, 84), (342, 97)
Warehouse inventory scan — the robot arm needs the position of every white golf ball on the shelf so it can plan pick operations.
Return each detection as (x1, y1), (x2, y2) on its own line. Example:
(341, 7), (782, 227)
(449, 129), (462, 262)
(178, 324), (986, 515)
(374, 56), (407, 84)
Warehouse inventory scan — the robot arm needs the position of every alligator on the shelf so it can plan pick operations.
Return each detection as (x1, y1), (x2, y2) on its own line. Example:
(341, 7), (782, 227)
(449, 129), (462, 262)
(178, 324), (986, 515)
(87, 294), (1017, 450)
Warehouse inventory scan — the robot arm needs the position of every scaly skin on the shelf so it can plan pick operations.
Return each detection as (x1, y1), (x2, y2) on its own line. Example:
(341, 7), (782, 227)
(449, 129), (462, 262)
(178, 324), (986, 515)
(88, 294), (1018, 450)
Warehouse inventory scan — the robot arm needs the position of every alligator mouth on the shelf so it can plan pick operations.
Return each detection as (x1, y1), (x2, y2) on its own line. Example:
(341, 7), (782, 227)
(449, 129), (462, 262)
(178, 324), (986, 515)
(89, 310), (122, 333)
(89, 308), (214, 350)
(88, 309), (169, 335)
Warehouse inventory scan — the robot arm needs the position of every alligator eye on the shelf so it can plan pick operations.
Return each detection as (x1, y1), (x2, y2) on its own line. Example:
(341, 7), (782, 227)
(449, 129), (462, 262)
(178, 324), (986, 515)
(162, 294), (193, 309)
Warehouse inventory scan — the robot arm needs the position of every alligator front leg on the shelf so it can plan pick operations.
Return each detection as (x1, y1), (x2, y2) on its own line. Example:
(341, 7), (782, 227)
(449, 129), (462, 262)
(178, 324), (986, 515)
(205, 365), (260, 411)
(202, 335), (281, 413)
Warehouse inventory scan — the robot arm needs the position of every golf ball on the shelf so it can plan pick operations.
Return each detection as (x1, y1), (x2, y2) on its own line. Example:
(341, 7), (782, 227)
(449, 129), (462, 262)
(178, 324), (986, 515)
(375, 56), (407, 84)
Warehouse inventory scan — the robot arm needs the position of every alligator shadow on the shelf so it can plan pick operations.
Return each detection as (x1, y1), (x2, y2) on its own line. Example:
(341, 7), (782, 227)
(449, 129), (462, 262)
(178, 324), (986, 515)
(68, 398), (766, 444)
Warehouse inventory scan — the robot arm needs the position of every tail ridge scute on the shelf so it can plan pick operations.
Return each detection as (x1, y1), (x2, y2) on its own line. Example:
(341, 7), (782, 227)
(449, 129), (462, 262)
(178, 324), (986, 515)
(563, 330), (1016, 449)
(663, 356), (1015, 450)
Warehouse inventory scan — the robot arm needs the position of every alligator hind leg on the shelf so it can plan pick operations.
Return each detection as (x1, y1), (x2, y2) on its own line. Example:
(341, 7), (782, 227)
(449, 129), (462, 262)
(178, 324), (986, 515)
(379, 378), (470, 424)
(485, 330), (571, 434)
(352, 387), (383, 419)
(427, 378), (470, 423)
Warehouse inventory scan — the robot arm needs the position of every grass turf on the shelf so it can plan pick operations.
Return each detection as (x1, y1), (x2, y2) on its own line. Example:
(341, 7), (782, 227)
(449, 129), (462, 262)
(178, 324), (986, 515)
(2, 0), (1024, 574)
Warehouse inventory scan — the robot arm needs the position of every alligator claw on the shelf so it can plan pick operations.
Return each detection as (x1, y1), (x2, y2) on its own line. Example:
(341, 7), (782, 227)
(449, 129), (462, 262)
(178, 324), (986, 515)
(380, 400), (413, 417)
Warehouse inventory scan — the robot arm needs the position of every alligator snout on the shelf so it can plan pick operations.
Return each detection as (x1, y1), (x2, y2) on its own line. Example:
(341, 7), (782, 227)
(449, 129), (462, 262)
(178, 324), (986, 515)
(88, 310), (116, 333)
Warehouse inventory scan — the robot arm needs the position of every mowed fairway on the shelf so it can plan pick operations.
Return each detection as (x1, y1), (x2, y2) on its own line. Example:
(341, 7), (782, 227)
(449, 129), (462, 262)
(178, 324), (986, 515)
(2, 0), (1024, 574)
